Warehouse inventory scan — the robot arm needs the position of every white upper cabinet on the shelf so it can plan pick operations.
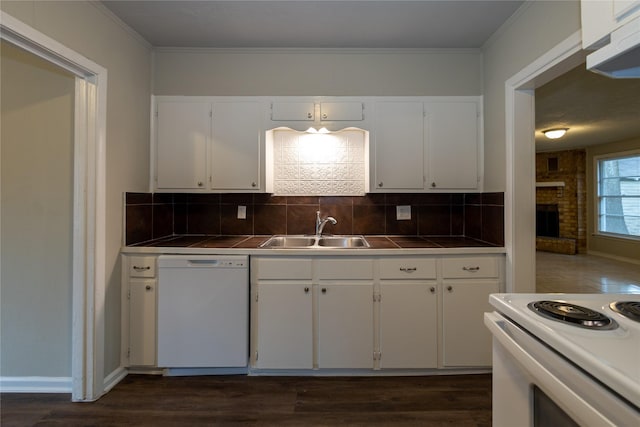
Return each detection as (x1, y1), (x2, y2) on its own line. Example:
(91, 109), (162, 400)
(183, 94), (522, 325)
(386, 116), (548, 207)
(211, 101), (262, 190)
(372, 101), (425, 191)
(154, 97), (263, 192)
(271, 102), (315, 121)
(319, 102), (364, 121)
(425, 100), (479, 190)
(155, 101), (209, 190)
(153, 96), (482, 194)
(582, 0), (640, 49)
(270, 101), (364, 126)
(371, 97), (481, 192)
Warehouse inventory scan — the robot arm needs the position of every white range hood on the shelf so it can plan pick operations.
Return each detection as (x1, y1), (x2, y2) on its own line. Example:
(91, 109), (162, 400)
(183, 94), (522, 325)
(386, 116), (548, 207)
(587, 15), (640, 78)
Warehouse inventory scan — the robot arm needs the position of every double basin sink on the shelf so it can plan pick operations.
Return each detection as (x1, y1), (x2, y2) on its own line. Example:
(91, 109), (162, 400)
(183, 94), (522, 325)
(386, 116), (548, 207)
(260, 235), (369, 249)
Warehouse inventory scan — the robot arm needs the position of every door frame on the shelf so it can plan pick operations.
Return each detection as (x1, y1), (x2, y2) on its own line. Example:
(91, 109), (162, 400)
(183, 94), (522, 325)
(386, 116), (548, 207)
(1, 11), (107, 402)
(504, 30), (585, 292)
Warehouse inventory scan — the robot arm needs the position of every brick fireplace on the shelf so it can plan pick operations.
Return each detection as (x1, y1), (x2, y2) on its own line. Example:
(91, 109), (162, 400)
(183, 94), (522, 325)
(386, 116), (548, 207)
(535, 149), (587, 254)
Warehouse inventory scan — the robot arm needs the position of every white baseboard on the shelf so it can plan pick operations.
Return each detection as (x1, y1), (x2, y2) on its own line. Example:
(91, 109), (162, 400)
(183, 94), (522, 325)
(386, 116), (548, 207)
(103, 366), (127, 393)
(0, 376), (72, 393)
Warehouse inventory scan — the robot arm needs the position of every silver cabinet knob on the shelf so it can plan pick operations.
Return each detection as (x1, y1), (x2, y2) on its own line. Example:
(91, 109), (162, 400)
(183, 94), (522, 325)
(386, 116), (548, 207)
(304, 287), (310, 294)
(145, 285), (152, 291)
(322, 113), (328, 119)
(447, 286), (453, 292)
(431, 182), (436, 188)
(430, 287), (436, 293)
(321, 288), (327, 294)
(251, 182), (257, 187)
(378, 182), (383, 188)
(307, 112), (313, 119)
(197, 181), (203, 187)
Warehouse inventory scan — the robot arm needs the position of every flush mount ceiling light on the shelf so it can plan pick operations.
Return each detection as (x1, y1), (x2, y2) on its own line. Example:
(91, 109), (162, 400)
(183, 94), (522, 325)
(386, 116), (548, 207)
(543, 128), (569, 139)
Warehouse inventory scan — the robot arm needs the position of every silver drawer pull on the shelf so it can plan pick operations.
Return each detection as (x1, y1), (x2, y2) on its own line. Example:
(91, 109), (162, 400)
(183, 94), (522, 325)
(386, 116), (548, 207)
(399, 267), (417, 272)
(462, 266), (480, 272)
(133, 266), (151, 271)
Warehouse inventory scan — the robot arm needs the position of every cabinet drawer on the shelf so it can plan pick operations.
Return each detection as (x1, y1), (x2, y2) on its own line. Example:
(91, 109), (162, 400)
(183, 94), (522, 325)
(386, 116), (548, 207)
(379, 258), (436, 279)
(317, 258), (373, 280)
(442, 257), (499, 279)
(128, 256), (157, 278)
(255, 258), (313, 280)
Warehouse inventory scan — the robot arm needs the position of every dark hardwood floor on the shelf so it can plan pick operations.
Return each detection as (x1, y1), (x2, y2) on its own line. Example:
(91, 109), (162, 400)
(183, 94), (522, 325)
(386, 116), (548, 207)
(1, 374), (491, 426)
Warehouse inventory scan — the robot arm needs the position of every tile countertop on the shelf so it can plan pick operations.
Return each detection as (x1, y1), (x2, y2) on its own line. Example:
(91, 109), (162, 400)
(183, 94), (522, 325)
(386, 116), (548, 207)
(122, 235), (505, 256)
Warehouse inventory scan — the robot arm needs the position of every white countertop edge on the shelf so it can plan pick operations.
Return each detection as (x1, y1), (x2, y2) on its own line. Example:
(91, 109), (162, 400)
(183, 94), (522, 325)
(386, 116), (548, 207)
(121, 246), (506, 256)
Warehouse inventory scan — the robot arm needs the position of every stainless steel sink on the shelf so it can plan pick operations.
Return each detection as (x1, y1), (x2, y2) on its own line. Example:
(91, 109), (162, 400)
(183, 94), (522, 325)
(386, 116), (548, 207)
(317, 236), (369, 248)
(260, 235), (369, 249)
(259, 236), (316, 248)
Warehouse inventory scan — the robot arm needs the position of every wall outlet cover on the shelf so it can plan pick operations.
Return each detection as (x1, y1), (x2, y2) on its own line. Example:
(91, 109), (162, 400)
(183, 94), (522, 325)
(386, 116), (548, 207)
(396, 205), (411, 220)
(237, 205), (247, 220)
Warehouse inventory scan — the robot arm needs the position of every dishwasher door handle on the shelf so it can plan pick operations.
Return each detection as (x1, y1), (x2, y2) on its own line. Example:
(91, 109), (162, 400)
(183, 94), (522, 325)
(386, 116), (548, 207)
(187, 259), (220, 266)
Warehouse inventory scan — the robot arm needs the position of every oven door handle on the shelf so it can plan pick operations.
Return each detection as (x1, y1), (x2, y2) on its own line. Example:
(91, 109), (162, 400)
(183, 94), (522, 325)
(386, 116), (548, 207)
(484, 312), (617, 427)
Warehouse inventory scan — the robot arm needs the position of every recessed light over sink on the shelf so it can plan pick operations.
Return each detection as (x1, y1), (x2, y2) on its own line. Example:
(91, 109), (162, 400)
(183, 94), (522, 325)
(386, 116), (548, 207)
(543, 128), (568, 139)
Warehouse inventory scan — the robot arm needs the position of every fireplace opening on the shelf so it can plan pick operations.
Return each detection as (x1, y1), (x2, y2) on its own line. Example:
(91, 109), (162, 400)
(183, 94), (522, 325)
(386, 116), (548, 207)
(537, 204), (559, 238)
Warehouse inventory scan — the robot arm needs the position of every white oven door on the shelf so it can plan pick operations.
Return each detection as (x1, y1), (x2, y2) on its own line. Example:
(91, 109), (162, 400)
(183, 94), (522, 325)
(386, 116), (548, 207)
(484, 312), (639, 427)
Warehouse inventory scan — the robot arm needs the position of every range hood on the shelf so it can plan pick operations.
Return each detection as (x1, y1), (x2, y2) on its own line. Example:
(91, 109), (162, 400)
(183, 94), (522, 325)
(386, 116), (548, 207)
(587, 16), (640, 78)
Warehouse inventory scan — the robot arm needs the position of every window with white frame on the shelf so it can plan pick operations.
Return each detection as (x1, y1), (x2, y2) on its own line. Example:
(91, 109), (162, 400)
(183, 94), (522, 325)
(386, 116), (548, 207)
(596, 151), (640, 239)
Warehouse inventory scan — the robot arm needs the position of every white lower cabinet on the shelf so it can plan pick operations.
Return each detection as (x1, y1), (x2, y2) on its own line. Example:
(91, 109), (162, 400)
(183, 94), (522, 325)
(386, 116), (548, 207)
(379, 282), (437, 369)
(318, 283), (374, 369)
(251, 254), (503, 372)
(441, 256), (501, 367)
(255, 282), (313, 369)
(441, 281), (499, 367)
(122, 255), (158, 367)
(129, 279), (157, 366)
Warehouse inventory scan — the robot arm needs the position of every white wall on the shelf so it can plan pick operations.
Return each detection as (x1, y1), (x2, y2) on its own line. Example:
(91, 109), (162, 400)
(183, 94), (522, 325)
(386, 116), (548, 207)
(482, 0), (582, 192)
(586, 137), (640, 262)
(1, 41), (75, 376)
(153, 49), (482, 96)
(0, 1), (152, 379)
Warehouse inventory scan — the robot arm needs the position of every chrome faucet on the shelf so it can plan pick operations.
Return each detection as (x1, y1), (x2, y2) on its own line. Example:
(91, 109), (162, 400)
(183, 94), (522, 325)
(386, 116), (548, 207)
(315, 210), (337, 237)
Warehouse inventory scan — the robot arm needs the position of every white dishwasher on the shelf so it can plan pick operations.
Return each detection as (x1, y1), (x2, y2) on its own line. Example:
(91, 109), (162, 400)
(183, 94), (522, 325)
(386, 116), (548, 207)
(157, 255), (248, 368)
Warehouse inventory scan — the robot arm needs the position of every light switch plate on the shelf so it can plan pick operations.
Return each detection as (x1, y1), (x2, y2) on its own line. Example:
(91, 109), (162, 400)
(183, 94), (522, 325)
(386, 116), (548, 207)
(237, 205), (247, 220)
(396, 205), (411, 220)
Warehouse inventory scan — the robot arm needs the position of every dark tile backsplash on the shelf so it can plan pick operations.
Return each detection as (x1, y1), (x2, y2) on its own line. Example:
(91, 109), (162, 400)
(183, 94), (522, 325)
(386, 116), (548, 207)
(124, 192), (504, 246)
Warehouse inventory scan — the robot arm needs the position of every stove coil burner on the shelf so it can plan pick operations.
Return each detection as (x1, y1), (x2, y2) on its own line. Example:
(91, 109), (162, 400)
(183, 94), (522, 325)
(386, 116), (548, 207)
(610, 301), (640, 323)
(528, 300), (618, 330)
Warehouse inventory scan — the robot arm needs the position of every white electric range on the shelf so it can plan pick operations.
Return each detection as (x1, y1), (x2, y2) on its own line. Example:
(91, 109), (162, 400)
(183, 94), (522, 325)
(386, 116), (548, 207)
(485, 293), (640, 426)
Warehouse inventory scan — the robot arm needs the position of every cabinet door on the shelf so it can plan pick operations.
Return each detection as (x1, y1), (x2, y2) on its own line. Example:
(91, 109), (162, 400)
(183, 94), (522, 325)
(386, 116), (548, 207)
(156, 101), (209, 190)
(271, 102), (315, 121)
(318, 283), (374, 368)
(211, 102), (262, 190)
(255, 282), (313, 369)
(441, 280), (499, 367)
(320, 102), (363, 121)
(129, 279), (157, 366)
(425, 101), (479, 190)
(372, 102), (424, 190)
(380, 283), (437, 368)
(614, 0), (640, 19)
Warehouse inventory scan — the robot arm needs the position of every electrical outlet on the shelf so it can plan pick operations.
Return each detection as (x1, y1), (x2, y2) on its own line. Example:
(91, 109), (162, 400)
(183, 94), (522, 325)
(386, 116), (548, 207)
(237, 205), (247, 220)
(396, 205), (411, 220)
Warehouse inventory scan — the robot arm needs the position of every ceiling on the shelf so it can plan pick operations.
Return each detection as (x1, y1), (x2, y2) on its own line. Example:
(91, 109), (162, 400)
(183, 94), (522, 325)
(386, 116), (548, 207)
(535, 64), (640, 152)
(102, 0), (640, 152)
(102, 0), (524, 48)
